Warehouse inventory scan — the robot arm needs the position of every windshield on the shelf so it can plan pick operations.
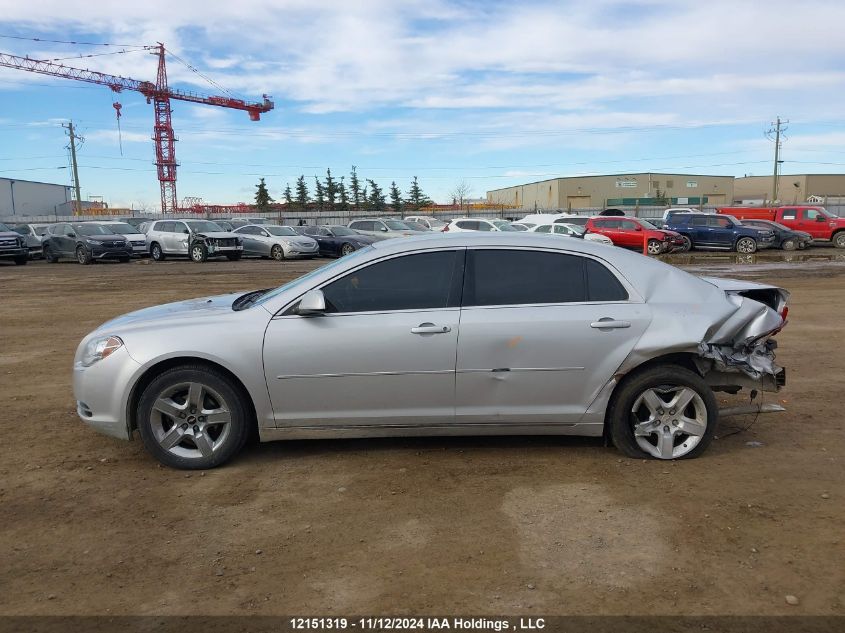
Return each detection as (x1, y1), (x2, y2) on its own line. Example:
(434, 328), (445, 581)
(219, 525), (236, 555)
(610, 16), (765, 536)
(74, 224), (111, 236)
(510, 224), (528, 231)
(103, 222), (137, 235)
(492, 220), (518, 231)
(384, 220), (410, 230)
(816, 208), (835, 219)
(185, 220), (224, 233)
(252, 246), (374, 308)
(266, 226), (297, 236)
(328, 226), (356, 236)
(0, 222), (10, 232)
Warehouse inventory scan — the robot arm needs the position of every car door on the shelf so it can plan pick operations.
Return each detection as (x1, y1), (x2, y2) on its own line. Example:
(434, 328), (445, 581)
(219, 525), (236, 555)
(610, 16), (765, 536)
(51, 223), (70, 255)
(619, 219), (643, 247)
(688, 215), (710, 246)
(708, 216), (734, 248)
(236, 226), (261, 255)
(592, 219), (625, 245)
(798, 208), (826, 239)
(263, 249), (464, 427)
(455, 248), (650, 426)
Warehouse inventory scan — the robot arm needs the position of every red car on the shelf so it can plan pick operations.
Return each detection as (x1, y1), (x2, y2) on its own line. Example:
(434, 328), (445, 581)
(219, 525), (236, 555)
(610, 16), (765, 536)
(586, 217), (684, 255)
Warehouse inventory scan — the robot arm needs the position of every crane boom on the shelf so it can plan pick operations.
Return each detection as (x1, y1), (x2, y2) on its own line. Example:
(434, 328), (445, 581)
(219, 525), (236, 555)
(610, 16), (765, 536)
(0, 44), (274, 213)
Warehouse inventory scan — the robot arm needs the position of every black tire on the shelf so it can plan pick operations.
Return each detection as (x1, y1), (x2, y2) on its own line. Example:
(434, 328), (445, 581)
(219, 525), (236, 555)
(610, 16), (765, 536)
(226, 252), (242, 261)
(119, 256), (131, 263)
(44, 245), (58, 263)
(136, 365), (251, 469)
(340, 242), (356, 256)
(679, 235), (692, 252)
(271, 244), (285, 261)
(735, 237), (757, 254)
(646, 239), (662, 255)
(834, 232), (845, 249)
(190, 243), (208, 263)
(150, 243), (165, 261)
(13, 256), (27, 265)
(781, 239), (797, 251)
(607, 364), (718, 460)
(76, 245), (92, 265)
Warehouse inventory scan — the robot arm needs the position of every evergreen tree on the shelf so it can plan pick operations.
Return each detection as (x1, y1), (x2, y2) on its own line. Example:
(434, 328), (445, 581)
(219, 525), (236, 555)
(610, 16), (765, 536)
(361, 185), (369, 211)
(349, 166), (362, 210)
(314, 176), (326, 211)
(283, 183), (293, 206)
(389, 181), (402, 214)
(405, 176), (433, 211)
(367, 179), (386, 211)
(295, 175), (309, 209)
(254, 177), (274, 211)
(338, 176), (349, 210)
(324, 168), (338, 208)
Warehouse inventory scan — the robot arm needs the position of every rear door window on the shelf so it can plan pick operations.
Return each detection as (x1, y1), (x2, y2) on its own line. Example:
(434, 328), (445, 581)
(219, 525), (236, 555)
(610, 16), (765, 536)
(456, 221), (479, 230)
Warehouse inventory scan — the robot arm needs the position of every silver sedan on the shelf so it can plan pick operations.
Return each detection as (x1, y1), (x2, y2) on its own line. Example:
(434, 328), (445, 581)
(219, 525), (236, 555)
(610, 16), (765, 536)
(233, 224), (318, 259)
(73, 233), (789, 469)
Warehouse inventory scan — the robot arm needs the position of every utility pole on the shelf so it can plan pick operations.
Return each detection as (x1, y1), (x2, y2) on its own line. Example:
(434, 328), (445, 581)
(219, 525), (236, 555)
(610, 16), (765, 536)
(63, 121), (83, 215)
(766, 116), (787, 203)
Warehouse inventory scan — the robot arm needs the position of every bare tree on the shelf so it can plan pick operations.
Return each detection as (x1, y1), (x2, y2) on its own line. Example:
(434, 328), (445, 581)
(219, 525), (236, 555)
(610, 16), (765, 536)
(450, 179), (472, 210)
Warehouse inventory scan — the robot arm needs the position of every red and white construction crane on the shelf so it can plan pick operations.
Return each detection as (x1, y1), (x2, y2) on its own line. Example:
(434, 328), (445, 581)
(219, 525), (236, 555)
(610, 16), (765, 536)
(0, 43), (274, 213)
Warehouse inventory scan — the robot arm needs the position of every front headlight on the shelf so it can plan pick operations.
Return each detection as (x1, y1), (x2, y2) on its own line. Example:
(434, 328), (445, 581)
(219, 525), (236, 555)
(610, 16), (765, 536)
(80, 335), (123, 367)
(85, 238), (99, 245)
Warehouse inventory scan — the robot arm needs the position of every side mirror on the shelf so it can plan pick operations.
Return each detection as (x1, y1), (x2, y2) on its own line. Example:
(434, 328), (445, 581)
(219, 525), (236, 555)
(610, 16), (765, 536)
(380, 227), (388, 232)
(182, 229), (190, 234)
(298, 289), (327, 316)
(67, 232), (75, 238)
(817, 215), (826, 222)
(633, 226), (642, 231)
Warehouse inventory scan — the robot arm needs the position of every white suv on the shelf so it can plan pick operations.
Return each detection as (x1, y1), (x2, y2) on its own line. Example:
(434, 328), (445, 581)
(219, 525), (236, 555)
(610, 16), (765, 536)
(404, 215), (448, 231)
(145, 219), (244, 263)
(94, 220), (148, 256)
(443, 218), (520, 232)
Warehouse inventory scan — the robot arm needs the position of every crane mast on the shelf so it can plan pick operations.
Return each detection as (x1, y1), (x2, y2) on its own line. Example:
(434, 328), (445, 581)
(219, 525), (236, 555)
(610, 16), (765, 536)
(0, 43), (274, 213)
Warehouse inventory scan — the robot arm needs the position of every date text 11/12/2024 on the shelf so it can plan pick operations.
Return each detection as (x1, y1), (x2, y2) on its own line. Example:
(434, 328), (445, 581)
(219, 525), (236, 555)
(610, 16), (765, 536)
(289, 617), (546, 631)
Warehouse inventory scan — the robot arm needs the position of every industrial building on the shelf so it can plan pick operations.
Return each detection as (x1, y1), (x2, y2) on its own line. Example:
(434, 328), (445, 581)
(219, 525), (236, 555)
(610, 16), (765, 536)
(733, 174), (845, 204)
(487, 172), (735, 210)
(0, 177), (74, 218)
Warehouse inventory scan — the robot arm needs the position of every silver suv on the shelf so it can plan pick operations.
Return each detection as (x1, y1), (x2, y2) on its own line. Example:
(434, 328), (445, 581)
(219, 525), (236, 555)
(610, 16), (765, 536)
(348, 218), (415, 239)
(145, 219), (244, 263)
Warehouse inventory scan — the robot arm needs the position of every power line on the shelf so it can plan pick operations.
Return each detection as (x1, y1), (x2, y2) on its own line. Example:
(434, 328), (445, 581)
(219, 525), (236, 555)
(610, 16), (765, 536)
(0, 33), (145, 47)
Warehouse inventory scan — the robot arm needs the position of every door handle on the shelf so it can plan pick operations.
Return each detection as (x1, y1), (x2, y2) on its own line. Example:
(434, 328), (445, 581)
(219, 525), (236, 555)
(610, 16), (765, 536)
(411, 323), (451, 334)
(590, 318), (631, 329)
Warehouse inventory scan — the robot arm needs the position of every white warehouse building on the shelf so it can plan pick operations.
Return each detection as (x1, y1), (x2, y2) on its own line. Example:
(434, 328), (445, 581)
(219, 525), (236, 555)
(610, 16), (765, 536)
(0, 177), (74, 218)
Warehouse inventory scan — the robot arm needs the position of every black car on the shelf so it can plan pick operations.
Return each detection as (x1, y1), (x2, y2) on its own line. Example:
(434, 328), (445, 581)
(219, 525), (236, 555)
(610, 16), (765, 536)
(739, 219), (812, 250)
(43, 222), (133, 264)
(294, 224), (377, 257)
(0, 221), (29, 265)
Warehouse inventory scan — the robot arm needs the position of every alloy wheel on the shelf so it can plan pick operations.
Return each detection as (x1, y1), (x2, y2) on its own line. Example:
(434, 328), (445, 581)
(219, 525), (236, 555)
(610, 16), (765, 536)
(149, 381), (232, 460)
(647, 240), (662, 255)
(341, 243), (355, 256)
(271, 245), (284, 260)
(736, 238), (756, 254)
(631, 385), (707, 459)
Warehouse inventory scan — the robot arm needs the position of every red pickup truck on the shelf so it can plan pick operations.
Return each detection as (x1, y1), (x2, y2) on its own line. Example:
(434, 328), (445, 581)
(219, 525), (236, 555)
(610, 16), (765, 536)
(717, 206), (845, 248)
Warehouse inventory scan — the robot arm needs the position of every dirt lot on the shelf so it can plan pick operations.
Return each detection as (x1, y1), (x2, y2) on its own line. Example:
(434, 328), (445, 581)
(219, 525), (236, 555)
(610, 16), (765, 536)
(1, 251), (843, 616)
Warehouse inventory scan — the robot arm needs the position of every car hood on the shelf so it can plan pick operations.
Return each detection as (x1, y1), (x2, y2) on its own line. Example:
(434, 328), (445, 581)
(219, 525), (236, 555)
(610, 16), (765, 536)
(96, 292), (244, 332)
(84, 233), (126, 241)
(195, 231), (240, 239)
(0, 231), (22, 240)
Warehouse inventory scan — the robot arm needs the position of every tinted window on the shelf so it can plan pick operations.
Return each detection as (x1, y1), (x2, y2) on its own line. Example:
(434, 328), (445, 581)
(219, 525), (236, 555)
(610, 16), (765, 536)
(586, 259), (628, 301)
(595, 219), (621, 229)
(620, 220), (639, 230)
(535, 225), (552, 233)
(465, 250), (586, 306)
(803, 209), (823, 220)
(351, 221), (374, 231)
(781, 208), (797, 220)
(476, 221), (494, 232)
(691, 216), (708, 226)
(456, 221), (479, 230)
(709, 217), (731, 228)
(322, 251), (459, 313)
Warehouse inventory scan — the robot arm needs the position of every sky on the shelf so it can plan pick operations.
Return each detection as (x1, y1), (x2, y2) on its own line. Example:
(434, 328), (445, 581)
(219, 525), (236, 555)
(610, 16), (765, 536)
(1, 0), (845, 210)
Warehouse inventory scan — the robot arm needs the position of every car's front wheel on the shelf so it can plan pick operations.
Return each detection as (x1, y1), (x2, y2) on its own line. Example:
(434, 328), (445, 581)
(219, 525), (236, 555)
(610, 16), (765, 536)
(679, 235), (692, 252)
(190, 243), (208, 263)
(76, 245), (92, 265)
(781, 238), (797, 251)
(608, 364), (718, 460)
(735, 237), (757, 254)
(646, 239), (662, 255)
(13, 256), (27, 265)
(271, 244), (285, 260)
(137, 365), (251, 469)
(150, 243), (165, 261)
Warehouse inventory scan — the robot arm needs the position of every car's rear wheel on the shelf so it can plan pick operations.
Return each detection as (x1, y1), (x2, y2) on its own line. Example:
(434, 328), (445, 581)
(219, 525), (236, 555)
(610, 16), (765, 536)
(190, 243), (208, 263)
(735, 237), (757, 254)
(781, 238), (797, 251)
(679, 235), (692, 252)
(608, 365), (718, 460)
(340, 242), (356, 256)
(76, 245), (92, 265)
(43, 245), (58, 263)
(137, 365), (251, 469)
(271, 244), (285, 260)
(646, 239), (662, 255)
(150, 243), (165, 261)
